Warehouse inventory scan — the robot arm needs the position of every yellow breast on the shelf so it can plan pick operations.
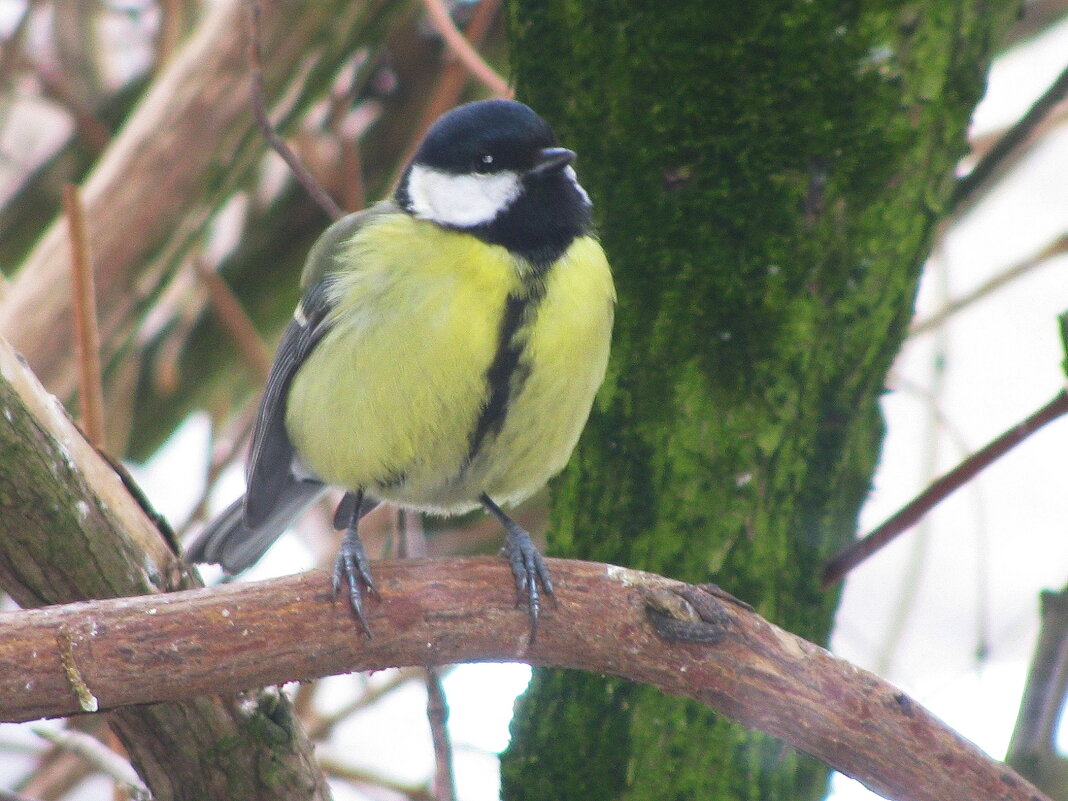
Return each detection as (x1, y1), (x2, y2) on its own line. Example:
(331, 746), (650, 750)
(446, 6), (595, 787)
(468, 236), (615, 505)
(284, 212), (614, 513)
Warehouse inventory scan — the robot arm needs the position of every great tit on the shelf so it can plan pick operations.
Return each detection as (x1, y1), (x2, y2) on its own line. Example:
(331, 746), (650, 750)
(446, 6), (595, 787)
(185, 99), (615, 634)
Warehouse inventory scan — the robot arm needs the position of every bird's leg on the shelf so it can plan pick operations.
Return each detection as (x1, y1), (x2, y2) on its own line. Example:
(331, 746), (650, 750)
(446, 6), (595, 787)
(332, 489), (379, 635)
(480, 493), (554, 638)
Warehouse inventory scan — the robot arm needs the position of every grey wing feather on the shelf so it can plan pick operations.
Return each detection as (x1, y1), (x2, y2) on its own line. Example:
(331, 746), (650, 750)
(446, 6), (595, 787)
(245, 205), (391, 525)
(185, 206), (392, 570)
(184, 303), (330, 570)
(243, 284), (331, 526)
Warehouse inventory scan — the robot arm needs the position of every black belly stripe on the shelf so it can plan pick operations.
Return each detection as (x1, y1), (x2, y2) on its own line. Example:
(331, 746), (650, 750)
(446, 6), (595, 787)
(465, 284), (545, 467)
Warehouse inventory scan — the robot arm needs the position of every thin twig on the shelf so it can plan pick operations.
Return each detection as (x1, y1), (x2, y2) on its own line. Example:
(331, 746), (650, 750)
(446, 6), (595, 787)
(194, 257), (271, 381)
(911, 233), (1068, 336)
(318, 755), (435, 800)
(823, 390), (1068, 587)
(17, 718), (110, 801)
(963, 104), (1068, 171)
(63, 183), (106, 451)
(246, 0), (344, 221)
(420, 0), (510, 98)
(305, 667), (431, 740)
(950, 63), (1068, 217)
(31, 727), (148, 800)
(426, 667), (456, 801)
(389, 0), (505, 191)
(1008, 586), (1068, 767)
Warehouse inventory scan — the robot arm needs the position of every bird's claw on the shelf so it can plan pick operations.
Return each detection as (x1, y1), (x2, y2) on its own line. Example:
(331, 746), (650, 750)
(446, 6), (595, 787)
(332, 529), (378, 636)
(503, 528), (554, 640)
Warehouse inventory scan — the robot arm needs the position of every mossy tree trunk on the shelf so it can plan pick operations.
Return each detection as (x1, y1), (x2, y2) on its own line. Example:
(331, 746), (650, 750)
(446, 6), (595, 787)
(502, 2), (1017, 799)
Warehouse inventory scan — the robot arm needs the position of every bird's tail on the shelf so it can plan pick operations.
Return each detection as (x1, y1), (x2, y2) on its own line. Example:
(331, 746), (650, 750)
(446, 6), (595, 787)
(183, 479), (326, 574)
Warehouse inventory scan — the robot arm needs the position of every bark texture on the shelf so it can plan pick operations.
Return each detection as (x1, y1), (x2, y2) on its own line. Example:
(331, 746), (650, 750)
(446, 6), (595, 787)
(0, 337), (331, 801)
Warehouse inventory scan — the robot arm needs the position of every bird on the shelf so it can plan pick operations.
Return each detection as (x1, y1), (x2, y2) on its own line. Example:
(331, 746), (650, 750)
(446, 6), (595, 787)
(184, 99), (615, 635)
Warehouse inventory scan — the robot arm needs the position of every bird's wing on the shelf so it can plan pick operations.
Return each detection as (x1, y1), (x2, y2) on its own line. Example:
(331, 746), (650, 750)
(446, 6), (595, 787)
(243, 204), (396, 527)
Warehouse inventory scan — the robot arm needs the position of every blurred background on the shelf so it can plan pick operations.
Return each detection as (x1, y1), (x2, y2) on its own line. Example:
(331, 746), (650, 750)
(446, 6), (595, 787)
(0, 1), (1066, 799)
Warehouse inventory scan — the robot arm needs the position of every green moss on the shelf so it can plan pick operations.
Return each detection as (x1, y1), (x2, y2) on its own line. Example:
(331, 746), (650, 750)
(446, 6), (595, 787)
(0, 380), (158, 603)
(503, 0), (1018, 799)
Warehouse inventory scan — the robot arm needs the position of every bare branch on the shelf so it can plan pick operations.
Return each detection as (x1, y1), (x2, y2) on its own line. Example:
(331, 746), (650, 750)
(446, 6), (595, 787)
(911, 233), (1068, 336)
(317, 754), (435, 799)
(0, 559), (1049, 801)
(387, 0), (506, 191)
(950, 63), (1068, 217)
(245, 0), (344, 221)
(1007, 585), (1068, 796)
(31, 726), (148, 800)
(426, 667), (456, 801)
(823, 389), (1068, 587)
(16, 717), (111, 801)
(194, 257), (271, 382)
(1, 0), (395, 399)
(62, 183), (106, 451)
(420, 0), (510, 98)
(0, 334), (331, 801)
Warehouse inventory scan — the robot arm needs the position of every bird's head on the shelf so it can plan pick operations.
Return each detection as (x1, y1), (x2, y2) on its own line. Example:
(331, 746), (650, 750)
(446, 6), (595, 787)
(396, 99), (592, 266)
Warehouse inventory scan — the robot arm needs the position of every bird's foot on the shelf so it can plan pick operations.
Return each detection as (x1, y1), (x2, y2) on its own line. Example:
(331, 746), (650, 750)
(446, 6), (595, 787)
(332, 528), (378, 636)
(502, 526), (554, 638)
(481, 495), (554, 637)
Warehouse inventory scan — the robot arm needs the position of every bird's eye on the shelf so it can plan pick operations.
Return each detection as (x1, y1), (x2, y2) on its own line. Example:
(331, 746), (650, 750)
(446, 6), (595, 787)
(475, 152), (494, 172)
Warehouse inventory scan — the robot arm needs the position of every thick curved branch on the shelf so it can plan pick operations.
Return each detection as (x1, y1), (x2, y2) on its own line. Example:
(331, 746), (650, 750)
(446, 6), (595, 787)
(0, 558), (1047, 801)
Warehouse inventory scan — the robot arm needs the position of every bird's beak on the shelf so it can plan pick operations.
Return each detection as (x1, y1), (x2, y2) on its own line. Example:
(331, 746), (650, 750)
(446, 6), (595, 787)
(531, 147), (576, 174)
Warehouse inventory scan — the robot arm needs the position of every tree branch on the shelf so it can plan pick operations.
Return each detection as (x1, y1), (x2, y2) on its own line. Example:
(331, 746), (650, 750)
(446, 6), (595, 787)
(246, 0), (344, 221)
(910, 233), (1068, 337)
(823, 389), (1068, 586)
(63, 183), (105, 451)
(1, 0), (254, 399)
(426, 667), (456, 801)
(0, 559), (1048, 801)
(949, 63), (1068, 218)
(420, 0), (510, 98)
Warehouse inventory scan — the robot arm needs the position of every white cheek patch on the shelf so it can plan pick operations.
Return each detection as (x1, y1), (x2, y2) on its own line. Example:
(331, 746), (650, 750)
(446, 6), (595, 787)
(564, 165), (591, 207)
(406, 164), (522, 227)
